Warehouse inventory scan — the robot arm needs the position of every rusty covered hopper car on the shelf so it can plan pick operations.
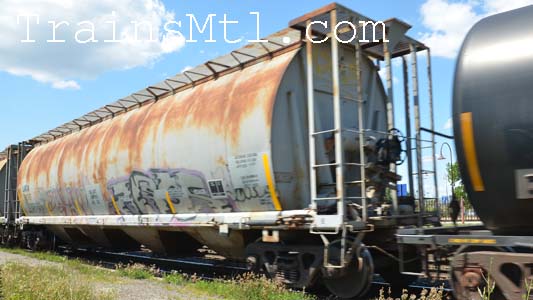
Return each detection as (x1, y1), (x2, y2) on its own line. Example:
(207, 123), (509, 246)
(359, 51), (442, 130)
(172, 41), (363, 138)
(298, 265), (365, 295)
(8, 4), (435, 298)
(19, 33), (393, 252)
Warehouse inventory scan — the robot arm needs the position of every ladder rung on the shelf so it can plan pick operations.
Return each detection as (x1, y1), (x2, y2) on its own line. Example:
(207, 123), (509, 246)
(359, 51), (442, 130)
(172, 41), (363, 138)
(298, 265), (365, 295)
(312, 88), (363, 103)
(313, 197), (341, 201)
(313, 163), (339, 168)
(313, 196), (366, 201)
(412, 170), (435, 175)
(409, 146), (434, 150)
(311, 128), (370, 136)
(313, 162), (364, 168)
(314, 196), (366, 201)
(311, 129), (337, 136)
(345, 180), (363, 185)
(320, 180), (363, 187)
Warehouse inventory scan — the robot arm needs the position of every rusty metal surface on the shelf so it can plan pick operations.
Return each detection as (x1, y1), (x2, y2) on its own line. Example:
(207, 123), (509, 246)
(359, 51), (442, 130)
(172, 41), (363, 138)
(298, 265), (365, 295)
(26, 28), (303, 146)
(18, 49), (298, 217)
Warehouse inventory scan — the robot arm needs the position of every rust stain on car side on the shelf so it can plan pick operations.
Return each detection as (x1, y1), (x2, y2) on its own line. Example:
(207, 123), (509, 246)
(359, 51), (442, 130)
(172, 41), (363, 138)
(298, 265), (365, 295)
(17, 49), (298, 216)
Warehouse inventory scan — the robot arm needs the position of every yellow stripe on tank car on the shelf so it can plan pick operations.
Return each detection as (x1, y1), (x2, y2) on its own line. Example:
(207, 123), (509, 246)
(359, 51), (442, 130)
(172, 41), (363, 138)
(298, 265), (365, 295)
(262, 153), (282, 211)
(17, 189), (28, 216)
(73, 199), (84, 216)
(460, 112), (485, 192)
(165, 191), (177, 214)
(45, 202), (53, 216)
(110, 196), (121, 215)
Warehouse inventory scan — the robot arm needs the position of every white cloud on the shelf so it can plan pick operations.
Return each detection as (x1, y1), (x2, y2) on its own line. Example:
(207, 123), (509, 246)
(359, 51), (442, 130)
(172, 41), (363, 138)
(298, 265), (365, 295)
(180, 65), (193, 73)
(420, 0), (533, 58)
(0, 0), (185, 89)
(443, 117), (453, 130)
(52, 80), (80, 90)
(482, 0), (533, 13)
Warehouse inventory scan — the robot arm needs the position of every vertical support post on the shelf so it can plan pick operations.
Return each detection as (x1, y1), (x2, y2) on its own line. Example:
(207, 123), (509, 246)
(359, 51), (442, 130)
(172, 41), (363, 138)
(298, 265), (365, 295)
(3, 145), (18, 225)
(305, 20), (317, 210)
(426, 49), (439, 218)
(402, 56), (414, 197)
(8, 146), (13, 223)
(383, 41), (395, 133)
(3, 147), (9, 220)
(410, 44), (425, 225)
(16, 143), (30, 219)
(15, 143), (20, 220)
(383, 38), (399, 213)
(355, 41), (367, 222)
(330, 9), (345, 222)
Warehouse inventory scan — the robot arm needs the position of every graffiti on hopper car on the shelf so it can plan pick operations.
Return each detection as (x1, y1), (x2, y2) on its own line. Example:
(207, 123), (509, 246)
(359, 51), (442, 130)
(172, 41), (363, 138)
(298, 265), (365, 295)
(107, 168), (233, 214)
(20, 162), (279, 216)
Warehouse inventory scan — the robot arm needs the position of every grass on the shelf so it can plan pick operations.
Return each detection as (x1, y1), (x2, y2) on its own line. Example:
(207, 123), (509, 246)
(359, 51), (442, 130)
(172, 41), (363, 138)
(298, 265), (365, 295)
(0, 248), (314, 300)
(0, 262), (114, 300)
(377, 287), (446, 300)
(116, 263), (159, 280)
(105, 257), (313, 300)
(163, 272), (314, 300)
(1, 247), (70, 263)
(0, 247), (117, 282)
(523, 278), (533, 300)
(377, 273), (533, 300)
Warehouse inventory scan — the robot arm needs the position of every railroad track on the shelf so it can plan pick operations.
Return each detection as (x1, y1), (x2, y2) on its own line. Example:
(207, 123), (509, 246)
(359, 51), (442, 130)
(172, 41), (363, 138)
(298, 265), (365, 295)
(57, 246), (248, 280)
(52, 246), (453, 300)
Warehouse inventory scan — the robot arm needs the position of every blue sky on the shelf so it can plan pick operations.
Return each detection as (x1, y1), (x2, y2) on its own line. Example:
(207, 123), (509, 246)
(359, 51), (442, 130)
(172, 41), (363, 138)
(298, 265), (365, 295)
(1, 0), (532, 197)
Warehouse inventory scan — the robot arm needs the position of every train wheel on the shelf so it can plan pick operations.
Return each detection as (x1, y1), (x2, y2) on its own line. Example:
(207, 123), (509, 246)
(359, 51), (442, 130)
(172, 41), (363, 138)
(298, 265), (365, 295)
(450, 248), (511, 300)
(451, 266), (508, 300)
(323, 244), (374, 299)
(451, 267), (484, 300)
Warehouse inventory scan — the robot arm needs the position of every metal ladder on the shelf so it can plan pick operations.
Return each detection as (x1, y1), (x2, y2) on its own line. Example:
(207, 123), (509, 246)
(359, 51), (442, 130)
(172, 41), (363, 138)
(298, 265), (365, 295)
(3, 145), (21, 225)
(305, 11), (369, 268)
(3, 143), (30, 227)
(406, 44), (439, 226)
